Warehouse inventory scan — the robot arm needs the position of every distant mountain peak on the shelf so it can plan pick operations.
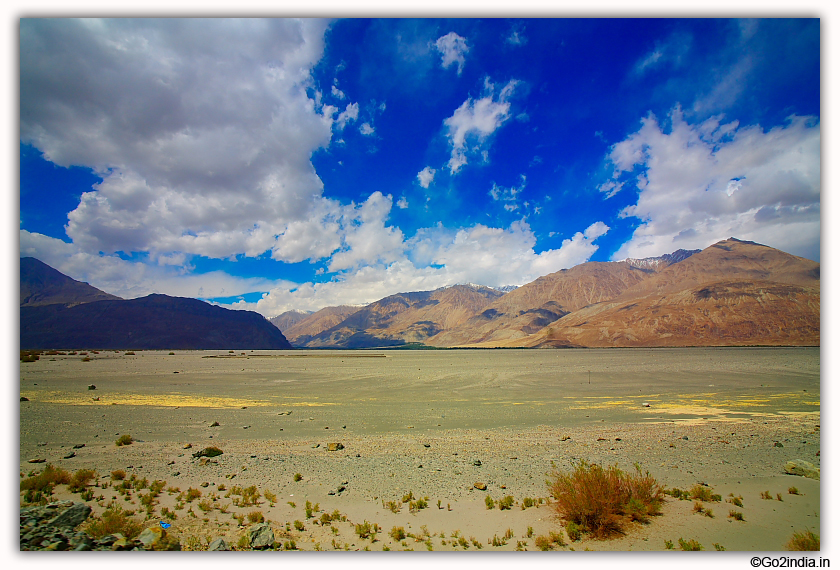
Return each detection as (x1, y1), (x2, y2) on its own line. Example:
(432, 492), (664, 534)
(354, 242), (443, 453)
(615, 248), (701, 270)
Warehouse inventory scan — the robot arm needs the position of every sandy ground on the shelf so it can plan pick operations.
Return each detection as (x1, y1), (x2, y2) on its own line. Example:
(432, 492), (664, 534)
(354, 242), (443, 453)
(19, 348), (821, 553)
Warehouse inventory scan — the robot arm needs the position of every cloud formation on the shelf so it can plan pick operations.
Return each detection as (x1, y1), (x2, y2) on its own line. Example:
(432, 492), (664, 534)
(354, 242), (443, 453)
(443, 78), (519, 173)
(417, 166), (436, 188)
(601, 107), (820, 261)
(434, 31), (469, 75)
(21, 18), (333, 262)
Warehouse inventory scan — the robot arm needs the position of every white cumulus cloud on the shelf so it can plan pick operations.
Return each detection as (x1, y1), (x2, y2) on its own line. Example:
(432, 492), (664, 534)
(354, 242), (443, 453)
(417, 166), (436, 188)
(602, 107), (820, 261)
(434, 31), (469, 75)
(443, 79), (519, 174)
(21, 18), (334, 262)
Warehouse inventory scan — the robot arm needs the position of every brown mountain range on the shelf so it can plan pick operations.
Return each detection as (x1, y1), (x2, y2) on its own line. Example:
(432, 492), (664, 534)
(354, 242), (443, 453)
(276, 238), (819, 348)
(299, 285), (504, 348)
(275, 305), (361, 346)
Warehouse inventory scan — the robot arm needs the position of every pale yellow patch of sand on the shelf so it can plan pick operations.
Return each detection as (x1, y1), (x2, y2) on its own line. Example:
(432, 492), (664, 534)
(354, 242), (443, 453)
(17, 390), (325, 409)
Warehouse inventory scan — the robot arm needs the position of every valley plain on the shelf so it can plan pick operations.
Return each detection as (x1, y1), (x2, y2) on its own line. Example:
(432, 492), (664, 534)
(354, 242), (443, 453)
(19, 347), (820, 552)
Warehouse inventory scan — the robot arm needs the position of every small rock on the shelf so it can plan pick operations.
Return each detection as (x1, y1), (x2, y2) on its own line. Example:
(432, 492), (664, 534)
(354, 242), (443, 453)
(774, 442), (784, 448)
(183, 444), (192, 449)
(474, 482), (487, 491)
(172, 471), (180, 476)
(28, 458), (46, 463)
(473, 459), (482, 467)
(72, 444), (85, 449)
(682, 436), (689, 441)
(642, 402), (651, 407)
(200, 482), (209, 488)
(784, 459), (820, 480)
(87, 385), (96, 390)
(208, 538), (229, 551)
(20, 396), (29, 402)
(63, 452), (76, 459)
(247, 522), (275, 549)
(327, 442), (345, 451)
(137, 526), (165, 549)
(210, 421), (220, 427)
(423, 443), (431, 448)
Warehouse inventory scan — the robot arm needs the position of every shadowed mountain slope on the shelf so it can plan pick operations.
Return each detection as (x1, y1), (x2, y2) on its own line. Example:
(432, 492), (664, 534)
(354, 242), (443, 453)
(20, 259), (292, 350)
(20, 257), (121, 307)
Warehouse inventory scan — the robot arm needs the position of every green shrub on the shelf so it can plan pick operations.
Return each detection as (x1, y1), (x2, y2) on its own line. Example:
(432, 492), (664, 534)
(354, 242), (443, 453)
(485, 495), (495, 510)
(111, 470), (127, 481)
(355, 520), (378, 540)
(498, 496), (515, 510)
(115, 434), (134, 446)
(678, 538), (703, 551)
(389, 526), (407, 541)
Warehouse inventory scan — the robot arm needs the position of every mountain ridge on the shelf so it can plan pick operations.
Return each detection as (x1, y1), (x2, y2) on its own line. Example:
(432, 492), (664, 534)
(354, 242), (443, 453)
(280, 238), (819, 348)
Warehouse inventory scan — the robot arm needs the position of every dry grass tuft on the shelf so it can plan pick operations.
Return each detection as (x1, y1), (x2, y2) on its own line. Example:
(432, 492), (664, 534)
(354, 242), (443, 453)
(548, 460), (664, 539)
(786, 531), (819, 551)
(83, 503), (143, 539)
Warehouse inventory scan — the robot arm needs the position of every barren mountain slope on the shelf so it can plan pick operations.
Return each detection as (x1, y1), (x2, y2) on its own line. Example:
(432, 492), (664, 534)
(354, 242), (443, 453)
(498, 239), (820, 348)
(301, 285), (503, 348)
(426, 260), (664, 346)
(281, 305), (361, 346)
(269, 310), (313, 336)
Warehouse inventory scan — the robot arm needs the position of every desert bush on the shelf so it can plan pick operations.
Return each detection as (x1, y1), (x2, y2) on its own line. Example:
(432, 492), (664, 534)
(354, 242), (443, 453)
(389, 526), (407, 541)
(786, 530), (819, 551)
(355, 520), (378, 540)
(264, 490), (277, 504)
(788, 486), (800, 495)
(198, 499), (213, 512)
(565, 521), (581, 542)
(678, 538), (703, 551)
(548, 460), (664, 538)
(689, 484), (712, 502)
(485, 495), (495, 509)
(247, 511), (264, 523)
(409, 497), (428, 512)
(182, 487), (201, 502)
(384, 500), (401, 513)
(115, 434), (133, 446)
(20, 464), (71, 494)
(498, 496), (515, 510)
(760, 490), (772, 500)
(728, 495), (744, 508)
(534, 535), (553, 550)
(110, 469), (127, 481)
(729, 510), (745, 521)
(293, 473), (303, 482)
(83, 503), (143, 540)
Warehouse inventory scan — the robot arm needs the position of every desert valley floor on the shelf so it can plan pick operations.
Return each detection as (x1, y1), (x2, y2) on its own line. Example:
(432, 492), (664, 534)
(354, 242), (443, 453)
(19, 347), (820, 552)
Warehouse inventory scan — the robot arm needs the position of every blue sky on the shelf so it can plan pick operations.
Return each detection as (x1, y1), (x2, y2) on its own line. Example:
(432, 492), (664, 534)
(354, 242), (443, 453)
(19, 18), (820, 317)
